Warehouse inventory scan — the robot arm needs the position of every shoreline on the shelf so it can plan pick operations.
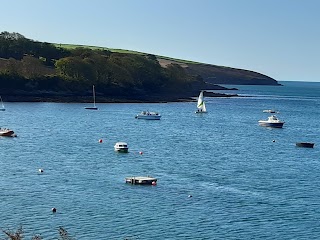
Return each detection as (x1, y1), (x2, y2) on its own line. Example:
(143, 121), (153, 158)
(1, 92), (238, 103)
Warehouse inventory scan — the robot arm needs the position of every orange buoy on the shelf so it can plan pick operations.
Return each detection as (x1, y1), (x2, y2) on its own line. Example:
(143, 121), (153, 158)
(151, 181), (157, 186)
(99, 139), (103, 143)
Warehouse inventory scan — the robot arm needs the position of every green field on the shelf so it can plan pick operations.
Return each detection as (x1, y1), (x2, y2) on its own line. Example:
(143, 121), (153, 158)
(53, 43), (201, 65)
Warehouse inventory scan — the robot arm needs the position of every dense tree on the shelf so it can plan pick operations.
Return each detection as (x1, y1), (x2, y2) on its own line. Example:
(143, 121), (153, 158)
(0, 31), (206, 99)
(0, 31), (70, 63)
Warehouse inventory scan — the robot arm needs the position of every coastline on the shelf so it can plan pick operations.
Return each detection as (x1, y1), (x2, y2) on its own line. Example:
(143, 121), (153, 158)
(1, 92), (238, 103)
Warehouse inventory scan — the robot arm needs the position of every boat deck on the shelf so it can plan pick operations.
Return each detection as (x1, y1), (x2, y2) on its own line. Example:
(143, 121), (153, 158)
(125, 176), (157, 185)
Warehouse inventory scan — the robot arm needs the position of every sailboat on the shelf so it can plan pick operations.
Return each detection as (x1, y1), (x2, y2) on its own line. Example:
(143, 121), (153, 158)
(0, 96), (5, 111)
(195, 91), (207, 113)
(85, 85), (98, 110)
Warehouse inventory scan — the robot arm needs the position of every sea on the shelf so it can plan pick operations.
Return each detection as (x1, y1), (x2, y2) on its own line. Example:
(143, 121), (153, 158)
(0, 81), (319, 239)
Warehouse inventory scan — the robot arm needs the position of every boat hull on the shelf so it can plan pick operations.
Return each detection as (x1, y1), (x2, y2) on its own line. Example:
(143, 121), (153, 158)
(258, 122), (284, 128)
(85, 107), (98, 110)
(135, 115), (161, 120)
(114, 148), (129, 153)
(195, 111), (207, 114)
(296, 142), (314, 148)
(0, 130), (15, 137)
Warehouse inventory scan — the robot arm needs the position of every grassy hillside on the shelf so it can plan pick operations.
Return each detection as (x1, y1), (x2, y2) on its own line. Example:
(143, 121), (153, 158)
(54, 43), (200, 64)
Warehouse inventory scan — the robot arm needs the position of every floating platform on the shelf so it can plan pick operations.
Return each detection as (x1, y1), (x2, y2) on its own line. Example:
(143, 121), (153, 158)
(125, 176), (157, 185)
(296, 142), (315, 148)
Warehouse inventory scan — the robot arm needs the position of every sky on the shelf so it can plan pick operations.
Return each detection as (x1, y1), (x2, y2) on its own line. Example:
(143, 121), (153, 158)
(1, 0), (320, 82)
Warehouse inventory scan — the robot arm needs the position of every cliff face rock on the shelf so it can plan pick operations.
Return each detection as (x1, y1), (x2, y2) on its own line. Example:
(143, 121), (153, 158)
(186, 64), (280, 85)
(158, 58), (280, 86)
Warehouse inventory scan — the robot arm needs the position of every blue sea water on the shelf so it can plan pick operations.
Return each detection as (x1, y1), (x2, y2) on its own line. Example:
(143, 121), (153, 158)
(0, 81), (319, 239)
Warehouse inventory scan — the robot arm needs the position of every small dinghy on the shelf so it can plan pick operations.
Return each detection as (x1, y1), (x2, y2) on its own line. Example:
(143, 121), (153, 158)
(296, 142), (315, 148)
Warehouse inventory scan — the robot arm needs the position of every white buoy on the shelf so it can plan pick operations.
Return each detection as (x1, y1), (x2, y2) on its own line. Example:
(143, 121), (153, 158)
(38, 168), (44, 173)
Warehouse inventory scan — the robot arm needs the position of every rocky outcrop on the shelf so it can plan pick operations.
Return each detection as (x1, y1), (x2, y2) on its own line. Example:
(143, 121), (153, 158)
(158, 58), (280, 86)
(186, 64), (280, 85)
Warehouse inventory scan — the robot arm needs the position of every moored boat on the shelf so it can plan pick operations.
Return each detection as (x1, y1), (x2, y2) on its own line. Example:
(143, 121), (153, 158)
(135, 111), (161, 120)
(114, 142), (129, 153)
(125, 176), (157, 185)
(296, 142), (315, 148)
(258, 115), (284, 128)
(0, 128), (15, 137)
(85, 85), (98, 110)
(263, 109), (279, 113)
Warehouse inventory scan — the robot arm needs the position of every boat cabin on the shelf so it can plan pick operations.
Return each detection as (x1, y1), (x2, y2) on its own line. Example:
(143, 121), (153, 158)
(114, 142), (129, 152)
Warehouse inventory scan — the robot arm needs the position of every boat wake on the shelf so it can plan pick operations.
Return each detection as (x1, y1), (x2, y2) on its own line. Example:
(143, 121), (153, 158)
(199, 182), (262, 198)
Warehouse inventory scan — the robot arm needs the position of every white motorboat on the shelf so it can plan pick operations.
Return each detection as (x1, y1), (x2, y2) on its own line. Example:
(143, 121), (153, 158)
(135, 111), (161, 120)
(263, 109), (279, 113)
(114, 142), (129, 153)
(0, 128), (15, 137)
(125, 176), (157, 185)
(195, 91), (207, 113)
(258, 115), (284, 128)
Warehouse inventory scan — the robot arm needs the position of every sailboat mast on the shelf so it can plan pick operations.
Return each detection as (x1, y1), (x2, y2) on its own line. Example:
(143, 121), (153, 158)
(0, 96), (4, 108)
(93, 85), (96, 107)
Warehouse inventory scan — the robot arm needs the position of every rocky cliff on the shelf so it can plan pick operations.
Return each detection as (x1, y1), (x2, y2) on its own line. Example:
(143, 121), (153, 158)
(158, 58), (280, 86)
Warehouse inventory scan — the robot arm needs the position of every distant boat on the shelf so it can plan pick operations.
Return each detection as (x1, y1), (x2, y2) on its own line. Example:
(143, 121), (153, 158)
(296, 142), (315, 148)
(195, 91), (207, 113)
(135, 111), (161, 120)
(263, 109), (279, 113)
(0, 128), (15, 137)
(85, 85), (98, 110)
(114, 142), (129, 153)
(0, 96), (5, 111)
(258, 115), (285, 128)
(125, 176), (157, 185)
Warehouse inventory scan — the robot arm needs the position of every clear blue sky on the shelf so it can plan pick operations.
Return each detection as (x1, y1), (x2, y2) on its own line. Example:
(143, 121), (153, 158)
(1, 0), (320, 81)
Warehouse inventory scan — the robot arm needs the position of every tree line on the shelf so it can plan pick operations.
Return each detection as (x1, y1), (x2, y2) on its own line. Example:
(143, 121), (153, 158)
(0, 31), (205, 99)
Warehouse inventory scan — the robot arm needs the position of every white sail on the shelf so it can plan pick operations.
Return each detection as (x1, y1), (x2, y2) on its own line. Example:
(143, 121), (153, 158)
(196, 91), (207, 113)
(202, 101), (206, 112)
(197, 91), (204, 109)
